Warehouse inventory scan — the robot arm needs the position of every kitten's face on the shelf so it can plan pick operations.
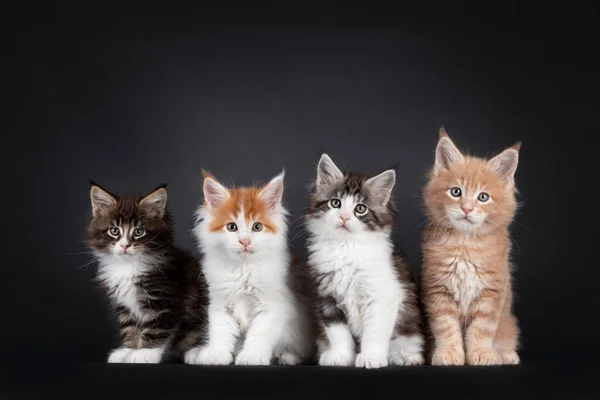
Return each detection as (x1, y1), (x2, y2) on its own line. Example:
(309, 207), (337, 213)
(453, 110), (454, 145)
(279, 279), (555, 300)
(86, 184), (171, 261)
(197, 171), (287, 259)
(307, 154), (396, 238)
(424, 130), (520, 233)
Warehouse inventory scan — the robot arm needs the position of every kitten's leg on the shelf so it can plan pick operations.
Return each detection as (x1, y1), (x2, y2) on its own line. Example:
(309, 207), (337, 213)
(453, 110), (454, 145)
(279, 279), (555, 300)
(355, 298), (399, 369)
(125, 347), (164, 363)
(426, 288), (465, 366)
(107, 348), (133, 363)
(465, 288), (503, 366)
(185, 303), (239, 365)
(316, 296), (355, 366)
(275, 311), (316, 365)
(108, 308), (137, 363)
(235, 305), (289, 365)
(494, 289), (520, 365)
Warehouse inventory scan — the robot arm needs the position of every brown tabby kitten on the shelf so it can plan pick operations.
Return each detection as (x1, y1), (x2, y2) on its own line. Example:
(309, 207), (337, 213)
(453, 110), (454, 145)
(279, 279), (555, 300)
(86, 182), (208, 363)
(421, 129), (521, 366)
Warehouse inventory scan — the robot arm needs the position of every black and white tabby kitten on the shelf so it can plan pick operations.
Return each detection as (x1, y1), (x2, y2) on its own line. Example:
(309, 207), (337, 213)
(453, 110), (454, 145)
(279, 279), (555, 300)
(306, 154), (424, 368)
(86, 182), (208, 363)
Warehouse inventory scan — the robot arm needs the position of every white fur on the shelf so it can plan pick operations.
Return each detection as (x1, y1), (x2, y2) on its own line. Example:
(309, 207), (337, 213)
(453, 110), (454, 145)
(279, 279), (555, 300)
(186, 173), (314, 366)
(307, 180), (423, 368)
(445, 256), (485, 317)
(107, 347), (163, 364)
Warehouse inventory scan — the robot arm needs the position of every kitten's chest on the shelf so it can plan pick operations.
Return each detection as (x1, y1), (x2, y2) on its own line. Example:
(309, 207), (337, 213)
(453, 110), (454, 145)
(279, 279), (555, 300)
(99, 262), (149, 320)
(444, 255), (484, 315)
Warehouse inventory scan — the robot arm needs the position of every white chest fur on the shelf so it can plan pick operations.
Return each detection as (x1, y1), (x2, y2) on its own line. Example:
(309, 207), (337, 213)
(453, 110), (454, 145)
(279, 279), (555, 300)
(97, 259), (149, 321)
(309, 237), (403, 336)
(446, 256), (484, 316)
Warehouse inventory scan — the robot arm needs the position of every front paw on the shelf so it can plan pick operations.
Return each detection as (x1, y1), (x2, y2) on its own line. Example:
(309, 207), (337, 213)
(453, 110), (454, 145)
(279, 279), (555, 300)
(107, 348), (133, 363)
(185, 346), (233, 365)
(355, 350), (388, 369)
(125, 348), (163, 363)
(431, 345), (465, 366)
(235, 349), (272, 365)
(467, 347), (502, 366)
(499, 350), (520, 365)
(319, 348), (355, 366)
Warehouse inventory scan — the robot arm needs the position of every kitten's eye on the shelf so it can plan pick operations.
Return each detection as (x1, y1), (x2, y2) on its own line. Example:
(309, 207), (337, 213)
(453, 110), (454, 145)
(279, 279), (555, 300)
(450, 187), (462, 197)
(226, 223), (238, 232)
(108, 227), (120, 238)
(354, 204), (368, 215)
(330, 198), (341, 208)
(252, 223), (263, 232)
(478, 192), (490, 202)
(133, 227), (145, 237)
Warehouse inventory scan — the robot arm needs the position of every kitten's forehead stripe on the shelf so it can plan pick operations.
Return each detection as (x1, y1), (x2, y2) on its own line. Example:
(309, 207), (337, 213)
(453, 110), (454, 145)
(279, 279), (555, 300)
(206, 186), (278, 233)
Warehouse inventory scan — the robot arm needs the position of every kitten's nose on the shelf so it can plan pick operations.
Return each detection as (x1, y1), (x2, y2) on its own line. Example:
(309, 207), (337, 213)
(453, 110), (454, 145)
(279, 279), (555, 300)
(120, 243), (131, 251)
(239, 238), (251, 248)
(461, 207), (473, 215)
(340, 215), (351, 224)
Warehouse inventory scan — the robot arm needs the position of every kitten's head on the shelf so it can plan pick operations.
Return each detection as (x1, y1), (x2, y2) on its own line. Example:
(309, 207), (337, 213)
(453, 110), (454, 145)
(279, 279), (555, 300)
(195, 170), (288, 259)
(424, 128), (520, 234)
(307, 154), (396, 238)
(86, 182), (172, 261)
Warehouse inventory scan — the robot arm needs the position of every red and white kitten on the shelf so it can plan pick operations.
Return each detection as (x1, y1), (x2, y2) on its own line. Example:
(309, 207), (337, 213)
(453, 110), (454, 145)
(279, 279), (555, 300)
(185, 171), (315, 365)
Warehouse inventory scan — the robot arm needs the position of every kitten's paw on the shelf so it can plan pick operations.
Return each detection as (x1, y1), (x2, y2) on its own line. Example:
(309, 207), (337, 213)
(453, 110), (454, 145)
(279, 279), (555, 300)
(319, 348), (355, 367)
(235, 349), (271, 365)
(186, 346), (233, 365)
(431, 346), (465, 366)
(278, 352), (302, 365)
(499, 350), (520, 365)
(107, 348), (133, 363)
(389, 335), (425, 366)
(467, 347), (502, 366)
(125, 348), (163, 364)
(355, 350), (389, 369)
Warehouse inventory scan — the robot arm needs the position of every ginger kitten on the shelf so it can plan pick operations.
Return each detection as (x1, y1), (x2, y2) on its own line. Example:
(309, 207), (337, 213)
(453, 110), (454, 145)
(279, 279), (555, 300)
(421, 128), (521, 366)
(86, 183), (208, 363)
(306, 154), (424, 369)
(185, 171), (315, 365)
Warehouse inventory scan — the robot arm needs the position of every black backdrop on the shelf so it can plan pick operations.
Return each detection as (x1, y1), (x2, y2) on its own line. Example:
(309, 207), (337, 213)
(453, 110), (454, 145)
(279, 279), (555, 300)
(4, 2), (598, 398)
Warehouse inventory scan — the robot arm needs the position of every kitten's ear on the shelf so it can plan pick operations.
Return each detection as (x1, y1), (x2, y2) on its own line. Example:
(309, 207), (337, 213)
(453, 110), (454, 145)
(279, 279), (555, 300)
(203, 176), (230, 210)
(317, 153), (344, 187)
(90, 185), (116, 217)
(488, 143), (520, 185)
(365, 169), (396, 206)
(435, 128), (464, 172)
(140, 186), (168, 218)
(259, 170), (285, 210)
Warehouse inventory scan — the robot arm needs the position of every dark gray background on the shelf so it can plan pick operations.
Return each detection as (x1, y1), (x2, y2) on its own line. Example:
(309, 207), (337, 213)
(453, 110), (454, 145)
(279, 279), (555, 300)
(4, 2), (597, 370)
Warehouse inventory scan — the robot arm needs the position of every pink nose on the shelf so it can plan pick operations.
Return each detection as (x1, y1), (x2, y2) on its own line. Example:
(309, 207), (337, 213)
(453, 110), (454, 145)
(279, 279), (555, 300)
(462, 207), (473, 215)
(340, 215), (351, 224)
(120, 243), (130, 251)
(239, 238), (251, 248)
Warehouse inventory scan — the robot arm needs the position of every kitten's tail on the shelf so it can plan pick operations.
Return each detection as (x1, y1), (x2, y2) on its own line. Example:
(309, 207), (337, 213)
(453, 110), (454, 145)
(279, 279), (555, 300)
(160, 321), (206, 364)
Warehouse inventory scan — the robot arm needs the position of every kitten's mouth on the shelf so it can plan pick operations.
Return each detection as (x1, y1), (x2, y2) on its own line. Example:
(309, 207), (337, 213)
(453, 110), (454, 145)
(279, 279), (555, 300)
(337, 224), (351, 231)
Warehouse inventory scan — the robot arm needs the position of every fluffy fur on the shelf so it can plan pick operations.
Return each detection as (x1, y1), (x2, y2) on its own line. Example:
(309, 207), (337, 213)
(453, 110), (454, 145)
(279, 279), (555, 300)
(421, 128), (521, 366)
(86, 183), (208, 363)
(185, 171), (316, 366)
(306, 154), (424, 369)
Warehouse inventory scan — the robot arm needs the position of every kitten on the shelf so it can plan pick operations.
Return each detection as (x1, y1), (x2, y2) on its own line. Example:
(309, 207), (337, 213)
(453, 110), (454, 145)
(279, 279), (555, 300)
(185, 171), (316, 365)
(306, 154), (424, 369)
(86, 182), (208, 363)
(421, 128), (521, 366)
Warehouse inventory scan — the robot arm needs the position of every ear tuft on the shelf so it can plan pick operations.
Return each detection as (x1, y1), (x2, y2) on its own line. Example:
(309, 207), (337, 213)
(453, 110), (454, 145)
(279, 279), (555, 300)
(317, 153), (344, 187)
(203, 176), (230, 210)
(90, 184), (117, 217)
(439, 126), (449, 138)
(365, 169), (396, 206)
(435, 134), (464, 171)
(140, 187), (168, 218)
(259, 170), (285, 210)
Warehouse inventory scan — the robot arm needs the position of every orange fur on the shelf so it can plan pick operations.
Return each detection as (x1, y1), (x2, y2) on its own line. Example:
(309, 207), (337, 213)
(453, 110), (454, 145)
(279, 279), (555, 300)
(421, 129), (521, 366)
(205, 178), (278, 234)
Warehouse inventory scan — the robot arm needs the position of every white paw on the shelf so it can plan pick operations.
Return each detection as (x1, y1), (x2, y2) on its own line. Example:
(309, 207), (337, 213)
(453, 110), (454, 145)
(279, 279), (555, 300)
(124, 348), (163, 364)
(278, 352), (302, 365)
(185, 346), (233, 365)
(107, 348), (133, 363)
(319, 348), (355, 367)
(355, 350), (388, 369)
(235, 349), (271, 365)
(389, 351), (424, 366)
